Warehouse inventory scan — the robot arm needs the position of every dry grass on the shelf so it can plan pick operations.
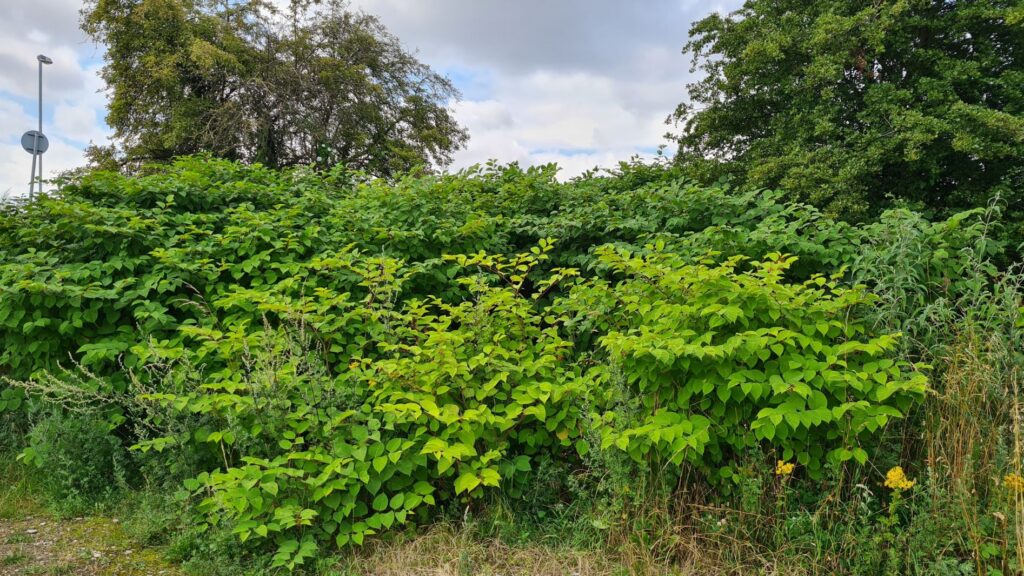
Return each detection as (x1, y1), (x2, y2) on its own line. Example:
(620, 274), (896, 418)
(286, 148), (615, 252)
(926, 329), (1008, 490)
(332, 523), (631, 576)
(328, 521), (728, 576)
(924, 323), (1023, 575)
(329, 517), (820, 576)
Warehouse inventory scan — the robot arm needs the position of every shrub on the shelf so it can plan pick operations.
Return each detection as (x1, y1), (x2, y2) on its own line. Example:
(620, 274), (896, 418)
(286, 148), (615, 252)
(3, 157), (1012, 573)
(128, 243), (585, 569)
(563, 246), (928, 483)
(21, 411), (130, 513)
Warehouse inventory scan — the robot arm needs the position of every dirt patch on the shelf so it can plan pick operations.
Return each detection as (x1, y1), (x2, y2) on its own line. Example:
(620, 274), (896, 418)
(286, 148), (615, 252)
(0, 513), (182, 576)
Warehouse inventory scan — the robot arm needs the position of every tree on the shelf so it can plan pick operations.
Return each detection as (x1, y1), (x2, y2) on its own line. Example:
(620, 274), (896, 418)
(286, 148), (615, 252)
(82, 0), (468, 176)
(671, 1), (1024, 224)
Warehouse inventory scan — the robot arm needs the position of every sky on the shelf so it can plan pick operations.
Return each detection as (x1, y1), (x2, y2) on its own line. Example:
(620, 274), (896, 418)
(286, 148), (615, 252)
(0, 0), (740, 197)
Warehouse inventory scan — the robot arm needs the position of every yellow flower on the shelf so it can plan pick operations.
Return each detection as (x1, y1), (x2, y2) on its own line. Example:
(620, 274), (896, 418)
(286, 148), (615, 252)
(1004, 473), (1024, 493)
(884, 466), (916, 491)
(348, 360), (360, 370)
(775, 460), (795, 476)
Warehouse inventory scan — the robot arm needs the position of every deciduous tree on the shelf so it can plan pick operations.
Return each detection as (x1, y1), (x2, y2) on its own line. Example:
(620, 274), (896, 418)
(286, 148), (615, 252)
(672, 0), (1024, 227)
(82, 0), (468, 176)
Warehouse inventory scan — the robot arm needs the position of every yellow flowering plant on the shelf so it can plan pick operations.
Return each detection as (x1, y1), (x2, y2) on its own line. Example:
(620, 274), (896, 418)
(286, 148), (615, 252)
(1004, 473), (1024, 493)
(884, 466), (916, 491)
(775, 460), (795, 476)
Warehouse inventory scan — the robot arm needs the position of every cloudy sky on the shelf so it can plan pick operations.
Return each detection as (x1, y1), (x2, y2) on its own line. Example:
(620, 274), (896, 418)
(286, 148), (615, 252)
(0, 0), (740, 197)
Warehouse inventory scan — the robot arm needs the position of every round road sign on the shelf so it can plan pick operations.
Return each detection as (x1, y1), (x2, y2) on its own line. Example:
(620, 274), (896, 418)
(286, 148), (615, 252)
(21, 130), (49, 154)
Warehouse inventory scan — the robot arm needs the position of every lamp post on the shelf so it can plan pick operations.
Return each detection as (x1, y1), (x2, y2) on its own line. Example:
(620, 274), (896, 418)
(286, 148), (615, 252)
(25, 54), (53, 198)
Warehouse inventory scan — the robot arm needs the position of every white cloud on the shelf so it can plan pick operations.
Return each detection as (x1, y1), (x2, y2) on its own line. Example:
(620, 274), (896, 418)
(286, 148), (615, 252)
(437, 61), (693, 177)
(52, 63), (108, 144)
(347, 0), (742, 178)
(0, 44), (92, 102)
(446, 70), (675, 179)
(53, 101), (102, 143)
(0, 100), (33, 133)
(0, 101), (35, 197)
(349, 0), (733, 78)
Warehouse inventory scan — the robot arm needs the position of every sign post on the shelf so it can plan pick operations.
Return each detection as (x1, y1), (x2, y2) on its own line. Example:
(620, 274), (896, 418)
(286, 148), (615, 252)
(24, 54), (53, 198)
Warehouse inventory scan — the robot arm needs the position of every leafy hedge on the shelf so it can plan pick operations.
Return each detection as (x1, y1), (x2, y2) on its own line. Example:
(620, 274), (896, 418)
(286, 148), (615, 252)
(2, 157), (1001, 569)
(0, 158), (861, 385)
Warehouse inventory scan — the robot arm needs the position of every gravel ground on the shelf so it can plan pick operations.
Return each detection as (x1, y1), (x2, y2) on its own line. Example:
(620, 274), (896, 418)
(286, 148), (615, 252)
(0, 513), (181, 576)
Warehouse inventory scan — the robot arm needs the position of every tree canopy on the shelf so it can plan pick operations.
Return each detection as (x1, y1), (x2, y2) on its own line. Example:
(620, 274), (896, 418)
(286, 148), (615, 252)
(672, 0), (1024, 224)
(82, 0), (468, 176)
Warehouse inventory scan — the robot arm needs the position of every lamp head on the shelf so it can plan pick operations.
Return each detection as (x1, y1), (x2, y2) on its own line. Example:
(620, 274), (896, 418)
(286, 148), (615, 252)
(37, 54), (52, 65)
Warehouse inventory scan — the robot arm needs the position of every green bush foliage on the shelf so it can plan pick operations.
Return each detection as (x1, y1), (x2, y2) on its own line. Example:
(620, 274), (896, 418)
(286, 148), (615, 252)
(20, 411), (130, 513)
(135, 245), (588, 568)
(1, 157), (1015, 571)
(563, 247), (927, 481)
(0, 157), (864, 384)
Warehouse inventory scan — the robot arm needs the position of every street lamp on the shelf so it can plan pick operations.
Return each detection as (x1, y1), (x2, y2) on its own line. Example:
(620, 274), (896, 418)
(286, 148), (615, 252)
(23, 54), (53, 198)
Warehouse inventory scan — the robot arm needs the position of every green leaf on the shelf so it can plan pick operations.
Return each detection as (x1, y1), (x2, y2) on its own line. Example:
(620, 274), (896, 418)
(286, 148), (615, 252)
(454, 472), (481, 495)
(574, 440), (589, 457)
(479, 468), (501, 487)
(389, 493), (404, 510)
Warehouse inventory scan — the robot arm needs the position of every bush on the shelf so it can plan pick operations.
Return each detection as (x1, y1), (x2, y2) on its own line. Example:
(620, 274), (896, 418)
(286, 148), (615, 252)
(21, 411), (130, 513)
(562, 247), (927, 483)
(1, 157), (1016, 572)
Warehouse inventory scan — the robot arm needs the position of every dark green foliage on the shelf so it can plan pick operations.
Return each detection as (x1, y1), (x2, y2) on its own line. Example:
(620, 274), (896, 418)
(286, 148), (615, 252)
(0, 157), (869, 383)
(673, 0), (1024, 232)
(81, 0), (467, 175)
(21, 411), (130, 513)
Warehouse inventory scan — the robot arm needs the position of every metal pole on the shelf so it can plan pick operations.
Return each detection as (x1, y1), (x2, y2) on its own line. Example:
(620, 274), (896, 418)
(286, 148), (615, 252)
(25, 55), (51, 199)
(29, 146), (37, 198)
(37, 58), (43, 194)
